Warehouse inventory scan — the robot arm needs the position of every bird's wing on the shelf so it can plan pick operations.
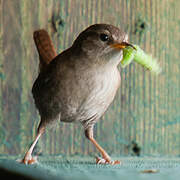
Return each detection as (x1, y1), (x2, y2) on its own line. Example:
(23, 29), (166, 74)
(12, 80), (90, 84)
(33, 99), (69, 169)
(33, 29), (57, 72)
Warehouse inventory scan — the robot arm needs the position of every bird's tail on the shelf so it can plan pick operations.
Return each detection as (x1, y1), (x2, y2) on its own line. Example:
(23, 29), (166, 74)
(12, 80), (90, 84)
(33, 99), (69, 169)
(33, 29), (57, 72)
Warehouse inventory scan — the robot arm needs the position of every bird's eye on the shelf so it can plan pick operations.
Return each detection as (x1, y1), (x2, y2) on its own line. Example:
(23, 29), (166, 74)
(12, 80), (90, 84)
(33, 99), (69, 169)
(100, 33), (109, 42)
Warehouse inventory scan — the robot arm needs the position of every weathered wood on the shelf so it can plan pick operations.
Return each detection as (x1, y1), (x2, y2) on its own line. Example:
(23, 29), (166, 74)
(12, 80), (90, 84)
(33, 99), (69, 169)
(0, 0), (179, 156)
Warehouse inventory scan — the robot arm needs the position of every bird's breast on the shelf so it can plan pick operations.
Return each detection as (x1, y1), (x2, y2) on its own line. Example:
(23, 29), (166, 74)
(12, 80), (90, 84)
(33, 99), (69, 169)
(74, 67), (121, 127)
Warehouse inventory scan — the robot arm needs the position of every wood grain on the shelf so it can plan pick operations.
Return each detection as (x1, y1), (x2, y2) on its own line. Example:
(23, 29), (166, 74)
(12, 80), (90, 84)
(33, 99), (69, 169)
(0, 0), (179, 156)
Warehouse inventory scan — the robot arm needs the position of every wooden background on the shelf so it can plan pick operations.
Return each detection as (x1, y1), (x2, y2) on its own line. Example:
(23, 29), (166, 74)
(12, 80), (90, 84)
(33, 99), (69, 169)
(0, 0), (179, 156)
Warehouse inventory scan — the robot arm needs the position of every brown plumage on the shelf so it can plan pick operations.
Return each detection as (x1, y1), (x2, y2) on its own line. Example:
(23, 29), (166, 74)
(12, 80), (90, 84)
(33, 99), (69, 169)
(22, 24), (133, 165)
(33, 29), (57, 71)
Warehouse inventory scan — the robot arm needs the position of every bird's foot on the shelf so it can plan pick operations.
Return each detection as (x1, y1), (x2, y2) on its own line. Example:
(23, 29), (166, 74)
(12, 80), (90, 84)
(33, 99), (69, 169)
(17, 153), (38, 165)
(96, 157), (121, 165)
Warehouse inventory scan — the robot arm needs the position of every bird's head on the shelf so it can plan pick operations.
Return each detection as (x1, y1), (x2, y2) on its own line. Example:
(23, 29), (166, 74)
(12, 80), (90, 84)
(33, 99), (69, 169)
(72, 24), (135, 66)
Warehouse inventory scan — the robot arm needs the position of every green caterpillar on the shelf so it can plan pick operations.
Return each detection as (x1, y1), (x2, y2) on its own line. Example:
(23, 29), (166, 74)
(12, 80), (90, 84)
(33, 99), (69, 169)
(121, 45), (161, 74)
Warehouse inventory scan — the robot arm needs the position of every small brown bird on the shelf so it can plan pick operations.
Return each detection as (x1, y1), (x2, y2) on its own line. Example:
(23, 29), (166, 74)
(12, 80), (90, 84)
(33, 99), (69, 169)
(22, 24), (134, 165)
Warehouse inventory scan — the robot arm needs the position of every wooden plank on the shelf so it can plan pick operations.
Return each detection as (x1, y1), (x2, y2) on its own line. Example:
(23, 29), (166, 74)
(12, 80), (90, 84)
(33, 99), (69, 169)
(0, 0), (179, 156)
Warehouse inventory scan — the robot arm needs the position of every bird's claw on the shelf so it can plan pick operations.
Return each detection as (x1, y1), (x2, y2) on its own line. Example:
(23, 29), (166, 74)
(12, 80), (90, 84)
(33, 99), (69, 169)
(96, 157), (121, 165)
(17, 154), (38, 165)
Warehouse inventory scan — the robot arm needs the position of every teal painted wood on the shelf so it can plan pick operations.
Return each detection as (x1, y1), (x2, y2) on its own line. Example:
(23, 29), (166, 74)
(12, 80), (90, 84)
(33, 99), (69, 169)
(0, 0), (179, 156)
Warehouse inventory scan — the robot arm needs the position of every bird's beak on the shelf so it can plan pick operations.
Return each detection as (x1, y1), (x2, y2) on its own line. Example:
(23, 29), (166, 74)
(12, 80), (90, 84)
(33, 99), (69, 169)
(111, 42), (136, 50)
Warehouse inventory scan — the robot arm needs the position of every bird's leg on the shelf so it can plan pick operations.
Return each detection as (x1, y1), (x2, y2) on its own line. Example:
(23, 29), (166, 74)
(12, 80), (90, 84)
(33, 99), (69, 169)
(21, 126), (45, 164)
(85, 127), (120, 165)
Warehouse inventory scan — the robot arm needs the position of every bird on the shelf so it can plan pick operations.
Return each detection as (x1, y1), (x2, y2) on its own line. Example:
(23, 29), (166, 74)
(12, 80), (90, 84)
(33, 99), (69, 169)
(21, 24), (134, 165)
